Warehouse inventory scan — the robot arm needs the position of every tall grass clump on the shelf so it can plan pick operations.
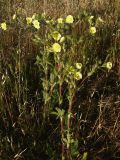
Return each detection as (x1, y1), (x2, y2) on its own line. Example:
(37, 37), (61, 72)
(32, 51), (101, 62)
(0, 0), (120, 160)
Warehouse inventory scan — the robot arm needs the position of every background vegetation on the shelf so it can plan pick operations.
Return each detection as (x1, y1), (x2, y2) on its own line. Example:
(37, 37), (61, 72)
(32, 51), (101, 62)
(0, 0), (120, 160)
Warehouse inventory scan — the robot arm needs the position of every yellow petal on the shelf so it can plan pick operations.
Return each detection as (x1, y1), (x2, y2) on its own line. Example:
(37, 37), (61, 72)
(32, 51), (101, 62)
(1, 22), (7, 31)
(60, 36), (65, 43)
(66, 15), (74, 24)
(74, 72), (82, 80)
(26, 17), (32, 25)
(106, 62), (112, 70)
(32, 20), (40, 29)
(52, 43), (61, 53)
(12, 14), (16, 20)
(52, 31), (61, 41)
(57, 18), (63, 24)
(89, 27), (96, 34)
(75, 63), (82, 69)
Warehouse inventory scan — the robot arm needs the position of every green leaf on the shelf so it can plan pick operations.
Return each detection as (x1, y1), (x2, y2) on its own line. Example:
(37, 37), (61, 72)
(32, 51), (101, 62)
(87, 63), (98, 77)
(71, 139), (79, 157)
(81, 152), (88, 160)
(51, 111), (59, 116)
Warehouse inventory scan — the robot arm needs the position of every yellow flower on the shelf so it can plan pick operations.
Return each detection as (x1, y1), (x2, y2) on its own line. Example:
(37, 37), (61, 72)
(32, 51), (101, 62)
(26, 17), (32, 25)
(57, 18), (63, 24)
(97, 17), (104, 23)
(12, 14), (16, 20)
(106, 62), (112, 70)
(69, 66), (75, 74)
(1, 22), (7, 31)
(32, 14), (36, 20)
(60, 36), (65, 43)
(75, 63), (82, 69)
(52, 31), (61, 41)
(89, 27), (96, 34)
(32, 20), (40, 29)
(46, 20), (50, 24)
(89, 16), (94, 19)
(66, 15), (74, 24)
(52, 43), (61, 53)
(88, 16), (94, 25)
(74, 72), (82, 80)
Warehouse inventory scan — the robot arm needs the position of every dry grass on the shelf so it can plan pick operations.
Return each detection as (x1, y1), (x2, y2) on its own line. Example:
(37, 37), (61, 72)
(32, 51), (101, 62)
(0, 0), (120, 159)
(1, 0), (119, 17)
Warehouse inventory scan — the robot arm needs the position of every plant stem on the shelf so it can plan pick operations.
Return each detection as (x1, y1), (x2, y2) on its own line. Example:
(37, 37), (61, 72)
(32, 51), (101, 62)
(18, 29), (21, 110)
(67, 85), (74, 159)
(68, 101), (72, 129)
(59, 81), (65, 160)
(60, 117), (65, 160)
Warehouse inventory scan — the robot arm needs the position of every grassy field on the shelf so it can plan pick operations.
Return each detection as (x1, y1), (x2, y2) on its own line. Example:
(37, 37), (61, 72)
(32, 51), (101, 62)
(0, 0), (120, 160)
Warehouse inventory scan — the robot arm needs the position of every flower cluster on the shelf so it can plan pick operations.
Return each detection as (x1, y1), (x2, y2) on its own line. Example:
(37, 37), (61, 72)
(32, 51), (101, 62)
(26, 14), (40, 29)
(57, 15), (74, 24)
(67, 63), (82, 80)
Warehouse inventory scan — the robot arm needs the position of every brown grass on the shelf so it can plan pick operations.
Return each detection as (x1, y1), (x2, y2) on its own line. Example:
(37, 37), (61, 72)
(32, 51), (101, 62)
(0, 0), (120, 159)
